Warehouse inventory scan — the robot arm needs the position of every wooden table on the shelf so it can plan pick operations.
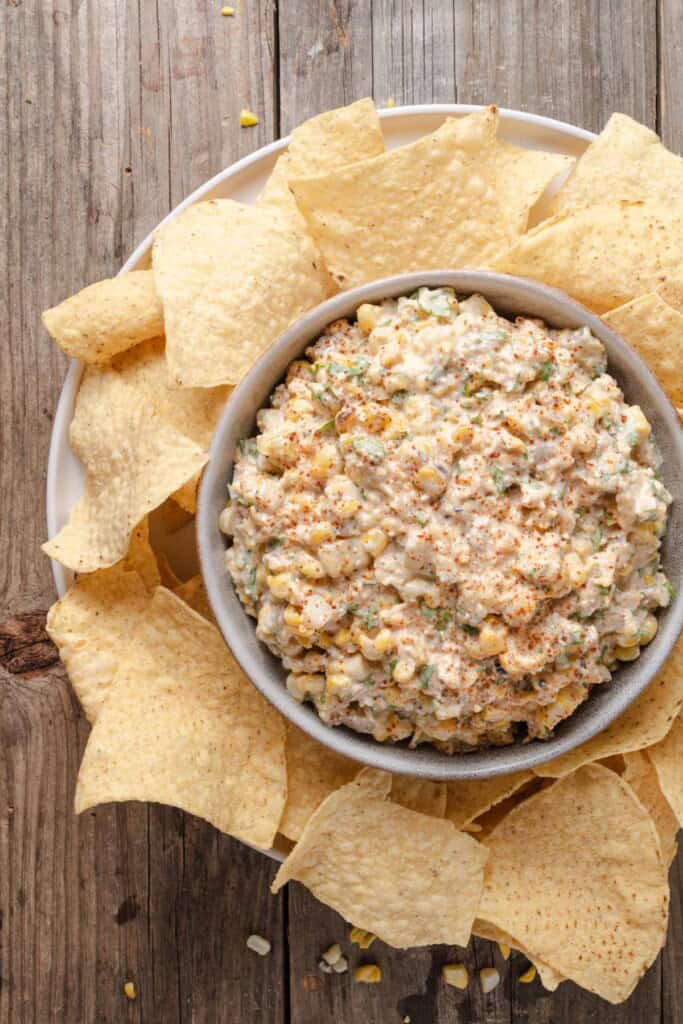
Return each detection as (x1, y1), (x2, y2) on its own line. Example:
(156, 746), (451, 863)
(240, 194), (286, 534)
(2, 2), (682, 1021)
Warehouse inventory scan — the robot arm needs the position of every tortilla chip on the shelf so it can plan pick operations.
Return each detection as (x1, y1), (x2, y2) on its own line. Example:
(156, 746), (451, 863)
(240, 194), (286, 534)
(622, 751), (679, 865)
(279, 724), (357, 841)
(535, 637), (683, 777)
(272, 768), (488, 948)
(496, 200), (683, 313)
(42, 270), (163, 363)
(43, 367), (208, 572)
(445, 770), (533, 830)
(478, 764), (669, 1003)
(75, 587), (287, 849)
(657, 272), (683, 314)
(173, 574), (215, 624)
(156, 552), (181, 590)
(472, 920), (564, 992)
(290, 106), (571, 290)
(154, 498), (194, 535)
(390, 777), (447, 818)
(152, 199), (331, 388)
(123, 517), (160, 592)
(46, 563), (151, 723)
(648, 713), (683, 827)
(546, 113), (683, 218)
(258, 98), (385, 226)
(603, 294), (683, 409)
(171, 474), (201, 515)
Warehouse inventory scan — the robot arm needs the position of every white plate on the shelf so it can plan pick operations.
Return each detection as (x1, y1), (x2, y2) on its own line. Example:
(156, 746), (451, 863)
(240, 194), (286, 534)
(44, 104), (594, 860)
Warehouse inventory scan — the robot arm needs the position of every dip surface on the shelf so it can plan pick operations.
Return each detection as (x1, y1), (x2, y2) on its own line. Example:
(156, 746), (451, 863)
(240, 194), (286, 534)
(221, 289), (673, 752)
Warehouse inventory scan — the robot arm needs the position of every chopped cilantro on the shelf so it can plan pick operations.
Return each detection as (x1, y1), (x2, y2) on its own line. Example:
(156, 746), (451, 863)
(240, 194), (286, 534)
(418, 664), (434, 689)
(314, 418), (337, 436)
(490, 466), (509, 494)
(591, 528), (604, 551)
(267, 538), (283, 549)
(413, 510), (429, 526)
(416, 287), (453, 319)
(462, 624), (478, 636)
(538, 360), (556, 381)
(388, 658), (398, 676)
(353, 436), (385, 463)
(665, 580), (675, 601)
(420, 604), (453, 634)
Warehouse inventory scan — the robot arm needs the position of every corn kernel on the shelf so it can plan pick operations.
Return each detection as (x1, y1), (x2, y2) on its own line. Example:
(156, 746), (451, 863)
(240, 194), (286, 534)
(615, 627), (639, 648)
(450, 422), (474, 447)
(300, 557), (325, 580)
(339, 498), (360, 518)
(373, 628), (394, 654)
(475, 619), (508, 658)
(519, 965), (537, 984)
(360, 629), (395, 661)
(360, 528), (388, 558)
(416, 464), (447, 496)
(123, 981), (137, 1000)
(283, 606), (302, 628)
(289, 398), (314, 421)
(309, 522), (334, 545)
(286, 360), (311, 383)
(311, 443), (339, 480)
(333, 627), (350, 646)
(221, 5), (235, 15)
(266, 573), (292, 599)
(354, 964), (381, 984)
(442, 963), (468, 990)
(615, 644), (641, 661)
(563, 552), (590, 587)
(392, 659), (415, 683)
(350, 926), (376, 949)
(326, 672), (350, 693)
(479, 967), (500, 994)
(239, 109), (259, 127)
(571, 536), (593, 558)
(321, 943), (343, 966)
(638, 613), (658, 645)
(357, 303), (383, 333)
(628, 405), (651, 441)
(498, 943), (511, 960)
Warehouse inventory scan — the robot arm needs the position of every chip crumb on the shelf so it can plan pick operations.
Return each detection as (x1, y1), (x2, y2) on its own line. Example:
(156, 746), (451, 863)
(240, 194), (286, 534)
(318, 960), (333, 974)
(123, 981), (136, 1000)
(221, 5), (235, 13)
(479, 967), (500, 994)
(240, 109), (259, 128)
(332, 956), (349, 974)
(442, 963), (468, 990)
(519, 964), (537, 984)
(354, 963), (381, 984)
(498, 942), (511, 960)
(246, 933), (271, 956)
(321, 943), (343, 966)
(349, 925), (377, 949)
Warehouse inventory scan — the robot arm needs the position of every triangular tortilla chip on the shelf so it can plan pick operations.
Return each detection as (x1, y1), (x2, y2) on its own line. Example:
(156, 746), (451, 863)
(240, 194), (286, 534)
(647, 713), (683, 827)
(603, 293), (683, 410)
(279, 724), (357, 841)
(445, 771), (534, 830)
(622, 751), (679, 865)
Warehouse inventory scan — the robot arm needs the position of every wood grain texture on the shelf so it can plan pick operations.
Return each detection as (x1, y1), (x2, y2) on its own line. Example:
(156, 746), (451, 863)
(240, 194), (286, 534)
(1, 0), (680, 1022)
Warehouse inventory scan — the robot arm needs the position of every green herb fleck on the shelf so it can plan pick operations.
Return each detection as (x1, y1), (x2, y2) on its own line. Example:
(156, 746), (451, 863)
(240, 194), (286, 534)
(538, 360), (556, 382)
(314, 418), (337, 436)
(418, 664), (434, 689)
(490, 466), (509, 494)
(353, 436), (385, 463)
(416, 287), (454, 319)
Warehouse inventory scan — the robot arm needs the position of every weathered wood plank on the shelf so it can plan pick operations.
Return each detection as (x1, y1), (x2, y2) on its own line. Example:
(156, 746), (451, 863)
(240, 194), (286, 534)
(659, 0), (683, 151)
(0, 2), (284, 1022)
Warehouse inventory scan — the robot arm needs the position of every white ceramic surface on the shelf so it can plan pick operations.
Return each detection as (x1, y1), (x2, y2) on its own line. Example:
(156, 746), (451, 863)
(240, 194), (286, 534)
(46, 104), (594, 596)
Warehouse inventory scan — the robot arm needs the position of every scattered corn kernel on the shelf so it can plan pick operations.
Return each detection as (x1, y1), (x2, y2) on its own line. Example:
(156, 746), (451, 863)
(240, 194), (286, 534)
(246, 933), (271, 956)
(354, 964), (381, 984)
(332, 956), (349, 974)
(385, 97), (396, 108)
(519, 964), (537, 984)
(240, 109), (259, 127)
(442, 963), (468, 989)
(498, 943), (511, 961)
(309, 522), (334, 546)
(479, 967), (500, 994)
(638, 613), (658, 645)
(349, 926), (376, 949)
(360, 528), (388, 558)
(221, 5), (235, 14)
(321, 943), (343, 966)
(123, 981), (136, 1000)
(615, 644), (641, 661)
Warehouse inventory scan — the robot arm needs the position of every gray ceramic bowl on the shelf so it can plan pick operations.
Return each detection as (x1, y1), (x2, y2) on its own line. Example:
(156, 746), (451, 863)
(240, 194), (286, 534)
(198, 271), (683, 780)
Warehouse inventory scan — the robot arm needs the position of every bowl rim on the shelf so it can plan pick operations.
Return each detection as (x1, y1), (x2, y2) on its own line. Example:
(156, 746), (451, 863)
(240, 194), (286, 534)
(198, 270), (683, 780)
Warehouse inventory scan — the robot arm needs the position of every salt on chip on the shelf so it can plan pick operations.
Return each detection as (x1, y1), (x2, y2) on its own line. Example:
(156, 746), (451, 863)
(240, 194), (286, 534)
(622, 751), (679, 865)
(289, 106), (571, 290)
(75, 587), (287, 849)
(111, 336), (230, 513)
(272, 767), (488, 948)
(657, 272), (683, 314)
(472, 920), (564, 992)
(173, 574), (216, 624)
(495, 200), (683, 313)
(535, 636), (683, 777)
(546, 113), (683, 218)
(478, 764), (669, 1003)
(152, 199), (331, 388)
(46, 563), (151, 723)
(43, 367), (208, 572)
(390, 777), (447, 818)
(648, 713), (683, 827)
(603, 293), (683, 409)
(279, 724), (356, 842)
(42, 270), (163, 364)
(258, 98), (385, 226)
(445, 770), (533, 830)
